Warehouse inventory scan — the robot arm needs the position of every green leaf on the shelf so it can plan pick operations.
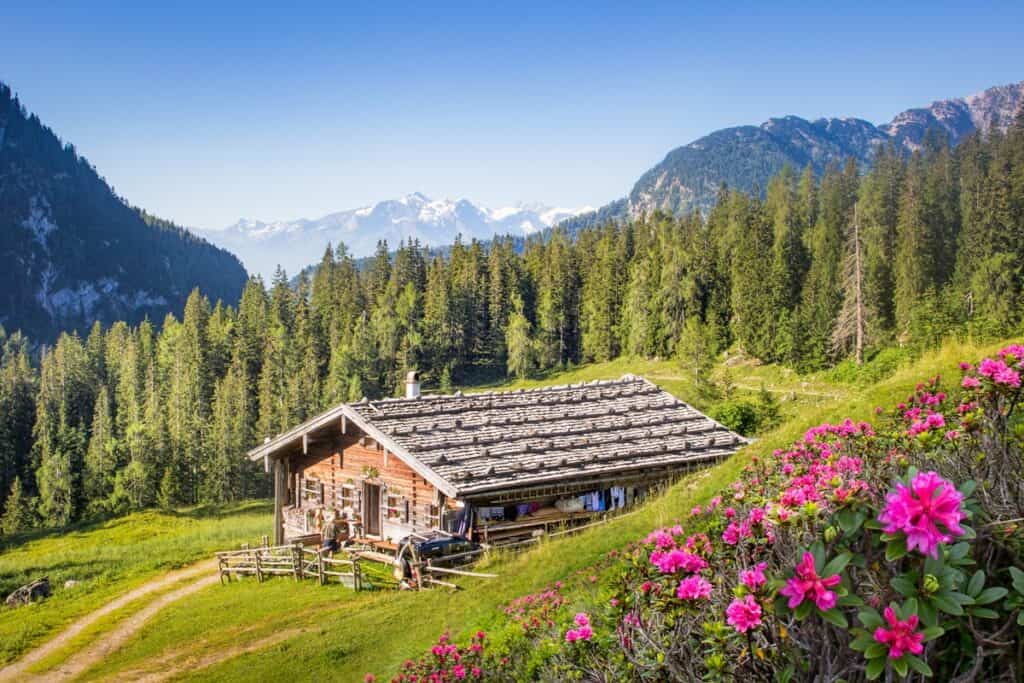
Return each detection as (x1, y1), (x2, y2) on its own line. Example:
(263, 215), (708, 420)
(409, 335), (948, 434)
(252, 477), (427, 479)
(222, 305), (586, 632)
(822, 552), (852, 577)
(865, 657), (886, 680)
(837, 594), (864, 608)
(858, 609), (884, 629)
(966, 570), (985, 597)
(1009, 567), (1024, 594)
(969, 607), (999, 619)
(893, 656), (908, 677)
(921, 626), (944, 642)
(906, 654), (933, 676)
(819, 607), (848, 628)
(974, 587), (1008, 605)
(795, 600), (812, 620)
(892, 575), (917, 597)
(864, 642), (888, 659)
(918, 600), (938, 627)
(957, 480), (976, 498)
(948, 542), (970, 561)
(949, 591), (975, 606)
(1017, 611), (1024, 626)
(960, 524), (976, 540)
(811, 541), (826, 571)
(932, 595), (964, 615)
(886, 539), (908, 562)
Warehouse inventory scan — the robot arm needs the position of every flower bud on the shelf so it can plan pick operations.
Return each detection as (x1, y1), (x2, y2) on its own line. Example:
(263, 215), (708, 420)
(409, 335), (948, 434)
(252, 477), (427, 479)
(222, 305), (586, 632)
(824, 526), (839, 543)
(923, 574), (940, 594)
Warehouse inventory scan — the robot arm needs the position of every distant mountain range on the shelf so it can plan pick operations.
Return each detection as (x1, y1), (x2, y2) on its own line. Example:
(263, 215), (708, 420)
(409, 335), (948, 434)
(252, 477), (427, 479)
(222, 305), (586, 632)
(563, 80), (1024, 228)
(0, 82), (247, 342)
(201, 193), (592, 279)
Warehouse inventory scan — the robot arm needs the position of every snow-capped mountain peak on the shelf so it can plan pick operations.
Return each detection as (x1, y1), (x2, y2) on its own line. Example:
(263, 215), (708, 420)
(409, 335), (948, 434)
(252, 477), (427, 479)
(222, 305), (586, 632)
(203, 195), (591, 279)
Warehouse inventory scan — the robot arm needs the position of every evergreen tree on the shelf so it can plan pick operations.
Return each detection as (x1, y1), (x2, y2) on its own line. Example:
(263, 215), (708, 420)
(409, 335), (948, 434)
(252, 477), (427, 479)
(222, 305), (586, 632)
(1, 477), (35, 535)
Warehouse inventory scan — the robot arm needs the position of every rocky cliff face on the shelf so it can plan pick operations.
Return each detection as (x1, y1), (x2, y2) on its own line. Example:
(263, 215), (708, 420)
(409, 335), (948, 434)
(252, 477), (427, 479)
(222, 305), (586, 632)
(587, 80), (1024, 221)
(0, 82), (248, 341)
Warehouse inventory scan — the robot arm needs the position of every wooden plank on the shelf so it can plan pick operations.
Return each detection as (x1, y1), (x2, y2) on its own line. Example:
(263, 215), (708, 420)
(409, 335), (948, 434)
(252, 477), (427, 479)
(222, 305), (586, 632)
(424, 565), (497, 579)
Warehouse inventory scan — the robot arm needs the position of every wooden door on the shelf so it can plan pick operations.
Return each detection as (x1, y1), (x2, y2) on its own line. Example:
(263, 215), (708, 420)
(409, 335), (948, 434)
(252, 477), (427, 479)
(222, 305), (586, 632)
(363, 483), (382, 536)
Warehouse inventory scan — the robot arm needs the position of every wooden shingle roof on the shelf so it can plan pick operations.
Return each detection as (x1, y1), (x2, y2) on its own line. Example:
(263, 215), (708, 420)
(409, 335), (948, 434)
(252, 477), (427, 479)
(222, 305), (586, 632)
(346, 375), (747, 496)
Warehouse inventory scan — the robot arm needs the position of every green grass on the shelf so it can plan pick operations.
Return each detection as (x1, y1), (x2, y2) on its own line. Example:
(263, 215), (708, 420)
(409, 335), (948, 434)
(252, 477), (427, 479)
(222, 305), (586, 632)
(0, 501), (271, 666)
(73, 337), (1010, 682)
(2, 337), (1009, 680)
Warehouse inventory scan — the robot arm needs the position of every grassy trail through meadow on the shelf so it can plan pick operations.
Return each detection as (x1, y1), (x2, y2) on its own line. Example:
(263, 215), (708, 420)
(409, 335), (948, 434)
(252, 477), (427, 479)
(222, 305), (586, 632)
(0, 560), (218, 682)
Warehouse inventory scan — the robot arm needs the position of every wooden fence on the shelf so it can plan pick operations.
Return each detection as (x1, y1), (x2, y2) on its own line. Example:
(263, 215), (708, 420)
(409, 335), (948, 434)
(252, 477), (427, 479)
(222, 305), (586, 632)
(216, 543), (362, 589)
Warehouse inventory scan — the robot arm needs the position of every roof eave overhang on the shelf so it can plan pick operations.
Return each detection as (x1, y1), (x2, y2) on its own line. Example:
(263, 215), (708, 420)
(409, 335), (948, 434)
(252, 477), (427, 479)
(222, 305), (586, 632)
(339, 406), (459, 499)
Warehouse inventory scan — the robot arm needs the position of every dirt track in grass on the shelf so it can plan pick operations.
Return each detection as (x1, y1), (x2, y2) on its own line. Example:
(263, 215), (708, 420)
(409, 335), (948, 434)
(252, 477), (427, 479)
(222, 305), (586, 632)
(0, 560), (218, 682)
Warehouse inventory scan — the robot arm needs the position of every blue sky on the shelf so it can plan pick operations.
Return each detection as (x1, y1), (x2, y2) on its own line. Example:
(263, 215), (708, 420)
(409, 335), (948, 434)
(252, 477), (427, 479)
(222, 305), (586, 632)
(3, 2), (1022, 229)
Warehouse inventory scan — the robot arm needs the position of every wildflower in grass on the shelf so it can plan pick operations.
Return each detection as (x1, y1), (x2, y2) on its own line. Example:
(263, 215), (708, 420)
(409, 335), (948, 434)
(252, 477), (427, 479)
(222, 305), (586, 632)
(740, 562), (768, 591)
(453, 663), (467, 679)
(726, 595), (762, 633)
(574, 612), (590, 627)
(873, 607), (925, 659)
(676, 575), (713, 600)
(878, 470), (965, 558)
(962, 375), (980, 389)
(780, 551), (841, 610)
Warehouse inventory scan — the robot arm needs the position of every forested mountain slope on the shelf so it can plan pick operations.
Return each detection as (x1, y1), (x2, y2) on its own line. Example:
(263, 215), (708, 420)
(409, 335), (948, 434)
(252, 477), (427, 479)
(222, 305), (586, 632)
(0, 82), (247, 342)
(563, 80), (1023, 227)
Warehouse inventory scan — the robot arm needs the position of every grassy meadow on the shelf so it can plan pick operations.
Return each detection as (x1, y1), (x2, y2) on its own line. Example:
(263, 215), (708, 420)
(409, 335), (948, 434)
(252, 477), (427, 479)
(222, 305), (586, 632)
(0, 337), (1010, 680)
(0, 501), (271, 666)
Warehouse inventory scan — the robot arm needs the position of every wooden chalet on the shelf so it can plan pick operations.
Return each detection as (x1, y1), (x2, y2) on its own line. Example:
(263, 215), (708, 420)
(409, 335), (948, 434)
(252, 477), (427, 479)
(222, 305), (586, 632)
(247, 373), (748, 547)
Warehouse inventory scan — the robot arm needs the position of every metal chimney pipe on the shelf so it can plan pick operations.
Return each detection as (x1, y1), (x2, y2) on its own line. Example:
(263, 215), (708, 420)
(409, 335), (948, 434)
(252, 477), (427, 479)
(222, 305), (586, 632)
(405, 370), (421, 399)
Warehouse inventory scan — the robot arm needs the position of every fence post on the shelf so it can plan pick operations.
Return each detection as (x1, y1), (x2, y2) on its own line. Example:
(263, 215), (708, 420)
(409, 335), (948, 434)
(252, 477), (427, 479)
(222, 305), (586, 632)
(318, 549), (325, 585)
(293, 544), (301, 581)
(255, 551), (263, 583)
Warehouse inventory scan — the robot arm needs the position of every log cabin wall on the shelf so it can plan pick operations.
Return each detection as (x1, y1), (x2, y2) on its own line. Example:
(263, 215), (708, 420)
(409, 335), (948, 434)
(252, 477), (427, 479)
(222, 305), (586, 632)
(287, 426), (440, 542)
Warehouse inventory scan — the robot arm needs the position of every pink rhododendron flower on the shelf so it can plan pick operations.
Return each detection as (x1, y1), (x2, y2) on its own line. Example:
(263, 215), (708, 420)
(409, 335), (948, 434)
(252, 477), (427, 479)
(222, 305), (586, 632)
(961, 375), (980, 389)
(726, 595), (762, 633)
(651, 549), (708, 574)
(574, 613), (590, 627)
(873, 607), (925, 659)
(878, 471), (965, 558)
(676, 575), (713, 600)
(779, 551), (841, 610)
(998, 344), (1023, 362)
(978, 358), (1021, 387)
(740, 562), (768, 591)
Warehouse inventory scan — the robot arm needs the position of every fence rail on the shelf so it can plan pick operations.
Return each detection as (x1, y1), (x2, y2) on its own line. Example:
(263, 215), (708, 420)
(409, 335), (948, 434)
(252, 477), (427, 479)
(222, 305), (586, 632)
(216, 543), (362, 590)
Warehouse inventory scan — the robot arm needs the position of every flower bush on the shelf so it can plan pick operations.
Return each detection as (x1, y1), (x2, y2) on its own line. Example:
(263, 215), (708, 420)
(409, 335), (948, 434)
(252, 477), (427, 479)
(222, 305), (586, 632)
(375, 345), (1024, 682)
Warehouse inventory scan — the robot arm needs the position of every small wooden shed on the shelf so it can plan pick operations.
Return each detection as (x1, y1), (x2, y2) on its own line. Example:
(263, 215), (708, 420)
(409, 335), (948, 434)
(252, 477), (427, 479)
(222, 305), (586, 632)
(247, 374), (748, 546)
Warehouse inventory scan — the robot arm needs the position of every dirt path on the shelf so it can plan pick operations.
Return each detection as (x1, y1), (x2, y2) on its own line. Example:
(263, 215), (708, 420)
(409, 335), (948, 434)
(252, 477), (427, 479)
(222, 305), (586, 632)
(106, 626), (307, 683)
(0, 560), (219, 682)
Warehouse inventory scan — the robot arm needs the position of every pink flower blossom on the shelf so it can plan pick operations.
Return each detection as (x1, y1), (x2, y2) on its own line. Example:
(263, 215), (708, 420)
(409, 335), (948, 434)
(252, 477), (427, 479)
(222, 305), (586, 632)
(452, 664), (466, 679)
(779, 551), (841, 611)
(651, 549), (708, 574)
(676, 575), (713, 600)
(726, 595), (762, 633)
(873, 607), (925, 659)
(574, 612), (590, 627)
(878, 471), (965, 558)
(961, 375), (980, 389)
(978, 358), (1021, 388)
(740, 562), (768, 591)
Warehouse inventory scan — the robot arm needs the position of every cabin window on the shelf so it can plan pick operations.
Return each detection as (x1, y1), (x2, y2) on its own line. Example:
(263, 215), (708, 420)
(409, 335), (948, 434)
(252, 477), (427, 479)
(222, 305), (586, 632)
(302, 477), (324, 504)
(337, 483), (357, 510)
(385, 493), (401, 520)
(428, 504), (441, 527)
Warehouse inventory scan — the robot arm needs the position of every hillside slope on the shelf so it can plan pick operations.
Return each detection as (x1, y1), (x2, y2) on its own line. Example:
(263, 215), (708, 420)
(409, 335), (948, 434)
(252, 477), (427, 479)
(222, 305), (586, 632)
(0, 82), (248, 341)
(0, 339), (996, 682)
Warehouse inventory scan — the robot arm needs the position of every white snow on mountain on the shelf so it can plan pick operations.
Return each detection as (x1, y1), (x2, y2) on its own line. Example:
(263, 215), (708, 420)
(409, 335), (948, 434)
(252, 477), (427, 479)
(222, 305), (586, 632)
(201, 194), (592, 279)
